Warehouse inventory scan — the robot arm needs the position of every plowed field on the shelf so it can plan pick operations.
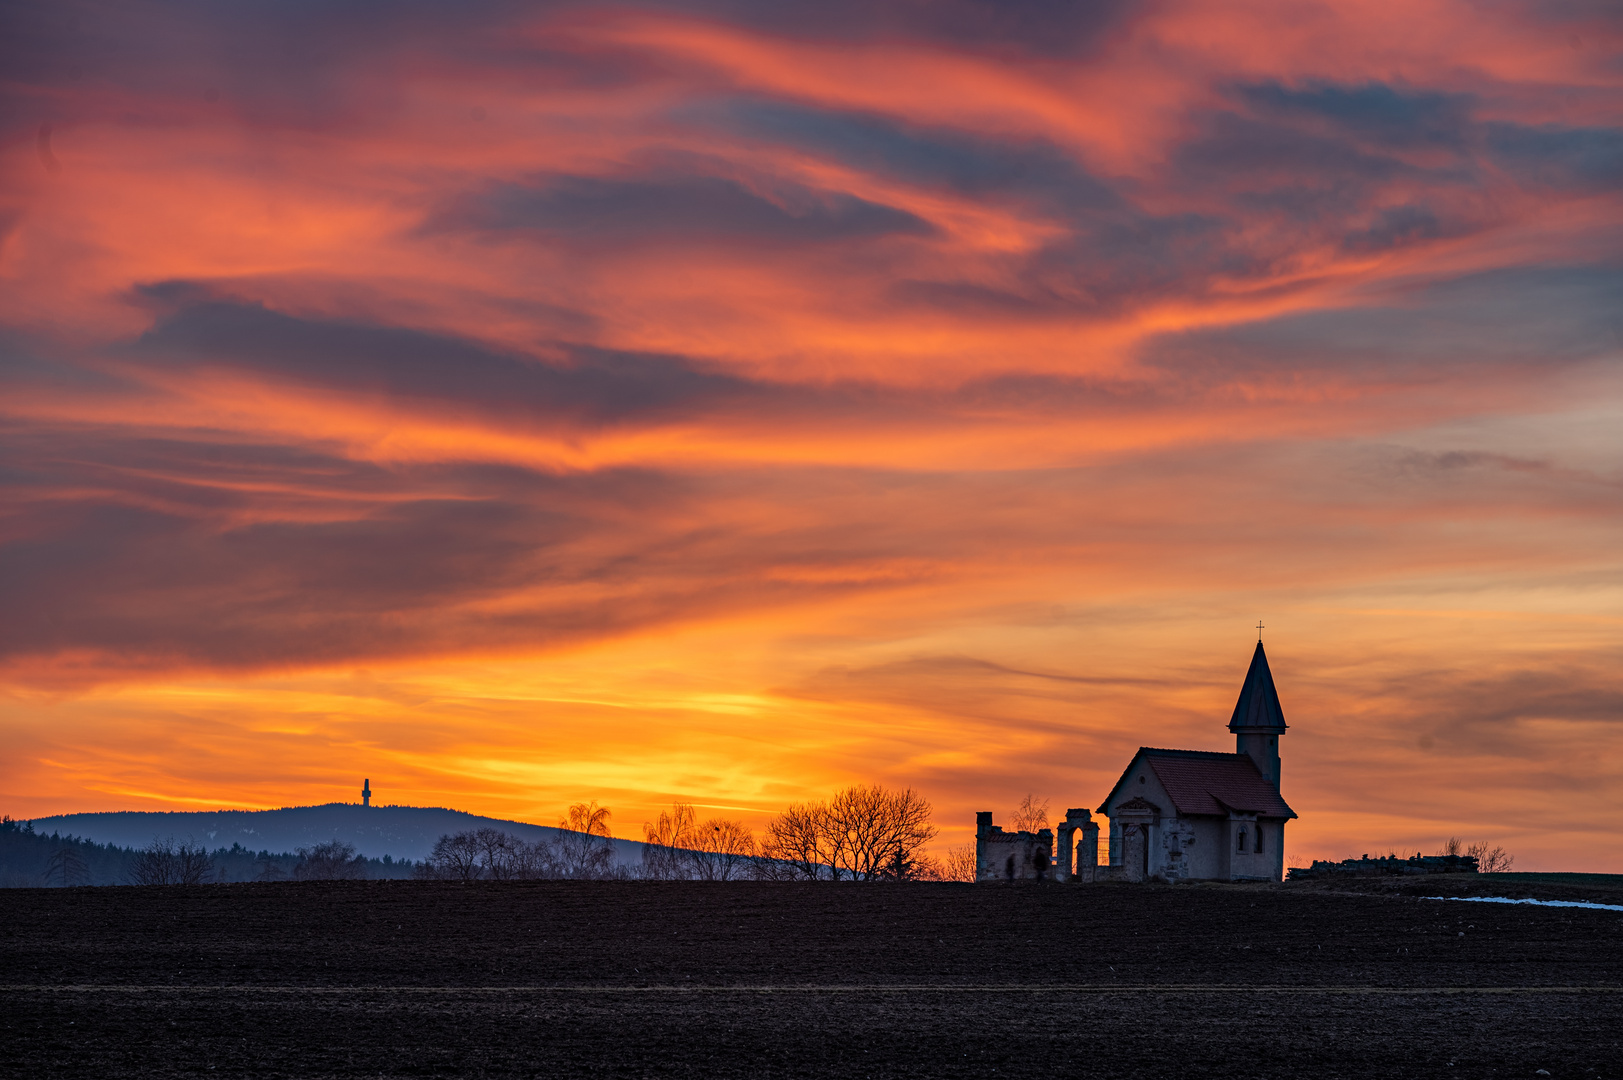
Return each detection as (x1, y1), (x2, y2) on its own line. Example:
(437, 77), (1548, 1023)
(4, 878), (1621, 1078)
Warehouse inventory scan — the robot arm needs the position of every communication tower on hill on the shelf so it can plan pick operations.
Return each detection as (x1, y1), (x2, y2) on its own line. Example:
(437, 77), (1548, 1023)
(362, 778), (371, 807)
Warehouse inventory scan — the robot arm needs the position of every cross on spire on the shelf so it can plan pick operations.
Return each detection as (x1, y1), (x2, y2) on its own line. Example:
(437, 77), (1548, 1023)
(1256, 620), (1265, 641)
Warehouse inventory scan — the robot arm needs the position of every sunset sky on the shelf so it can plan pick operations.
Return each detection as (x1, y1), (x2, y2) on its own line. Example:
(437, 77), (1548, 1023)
(3, 0), (1620, 871)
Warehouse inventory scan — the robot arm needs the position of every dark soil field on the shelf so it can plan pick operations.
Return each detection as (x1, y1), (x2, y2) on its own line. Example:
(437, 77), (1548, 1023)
(4, 877), (1622, 1078)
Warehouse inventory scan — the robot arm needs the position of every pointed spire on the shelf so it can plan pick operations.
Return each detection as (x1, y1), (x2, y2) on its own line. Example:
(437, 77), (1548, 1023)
(1229, 640), (1287, 733)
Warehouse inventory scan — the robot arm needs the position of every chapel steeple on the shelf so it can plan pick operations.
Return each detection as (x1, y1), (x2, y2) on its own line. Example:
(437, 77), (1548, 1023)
(1229, 639), (1286, 788)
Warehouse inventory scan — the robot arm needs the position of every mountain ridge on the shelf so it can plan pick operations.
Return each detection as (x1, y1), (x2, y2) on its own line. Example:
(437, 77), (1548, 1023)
(28, 803), (646, 865)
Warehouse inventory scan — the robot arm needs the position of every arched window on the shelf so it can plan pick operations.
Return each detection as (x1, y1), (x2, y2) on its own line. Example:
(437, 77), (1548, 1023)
(1236, 828), (1246, 852)
(1255, 825), (1265, 853)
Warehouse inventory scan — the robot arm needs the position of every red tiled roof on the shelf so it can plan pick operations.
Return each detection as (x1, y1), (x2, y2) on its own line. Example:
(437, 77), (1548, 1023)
(1144, 750), (1295, 818)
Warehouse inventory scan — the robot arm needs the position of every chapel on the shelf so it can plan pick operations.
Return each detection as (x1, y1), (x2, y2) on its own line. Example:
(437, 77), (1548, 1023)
(974, 639), (1297, 883)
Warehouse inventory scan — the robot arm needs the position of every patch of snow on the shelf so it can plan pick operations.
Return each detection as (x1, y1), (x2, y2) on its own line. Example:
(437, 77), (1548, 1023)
(1421, 896), (1623, 913)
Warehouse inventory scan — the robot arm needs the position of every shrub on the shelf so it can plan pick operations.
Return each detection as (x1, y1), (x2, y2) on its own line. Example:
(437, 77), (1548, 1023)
(127, 838), (212, 886)
(294, 840), (369, 881)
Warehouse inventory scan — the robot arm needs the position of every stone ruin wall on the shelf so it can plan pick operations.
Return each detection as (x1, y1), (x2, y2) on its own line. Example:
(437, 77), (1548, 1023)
(977, 808), (1208, 885)
(974, 824), (1054, 882)
(978, 809), (1121, 884)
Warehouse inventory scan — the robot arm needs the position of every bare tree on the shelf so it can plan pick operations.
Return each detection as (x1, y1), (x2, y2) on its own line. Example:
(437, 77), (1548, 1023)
(553, 802), (616, 879)
(1468, 841), (1515, 873)
(943, 843), (977, 883)
(174, 841), (212, 885)
(45, 845), (90, 887)
(294, 840), (368, 881)
(127, 838), (212, 886)
(128, 839), (170, 885)
(760, 787), (937, 882)
(1438, 837), (1516, 873)
(825, 784), (938, 882)
(418, 831), (483, 881)
(1010, 794), (1049, 834)
(513, 836), (559, 879)
(691, 818), (756, 881)
(564, 801), (611, 837)
(416, 829), (565, 881)
(760, 800), (834, 880)
(642, 803), (699, 880)
(470, 828), (525, 880)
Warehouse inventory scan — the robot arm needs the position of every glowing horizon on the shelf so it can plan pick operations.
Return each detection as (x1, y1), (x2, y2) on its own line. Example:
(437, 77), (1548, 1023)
(2, 0), (1620, 872)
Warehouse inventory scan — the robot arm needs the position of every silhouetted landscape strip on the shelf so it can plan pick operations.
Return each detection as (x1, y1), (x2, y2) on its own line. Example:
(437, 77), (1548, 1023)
(10, 984), (1621, 994)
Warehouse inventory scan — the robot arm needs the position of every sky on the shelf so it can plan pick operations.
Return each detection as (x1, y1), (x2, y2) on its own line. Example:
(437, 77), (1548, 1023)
(2, 0), (1620, 871)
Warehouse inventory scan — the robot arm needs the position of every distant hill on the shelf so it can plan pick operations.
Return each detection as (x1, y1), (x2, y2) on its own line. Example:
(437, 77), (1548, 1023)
(29, 804), (647, 866)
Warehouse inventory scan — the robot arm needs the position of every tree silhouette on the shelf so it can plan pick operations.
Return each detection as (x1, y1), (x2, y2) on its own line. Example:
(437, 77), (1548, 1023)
(761, 785), (937, 882)
(418, 831), (483, 881)
(294, 840), (368, 881)
(554, 802), (615, 879)
(826, 784), (937, 881)
(1009, 794), (1049, 833)
(1438, 836), (1516, 873)
(642, 803), (699, 880)
(760, 800), (836, 880)
(692, 818), (756, 881)
(473, 828), (525, 880)
(127, 838), (212, 886)
(45, 845), (89, 887)
(943, 843), (977, 882)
